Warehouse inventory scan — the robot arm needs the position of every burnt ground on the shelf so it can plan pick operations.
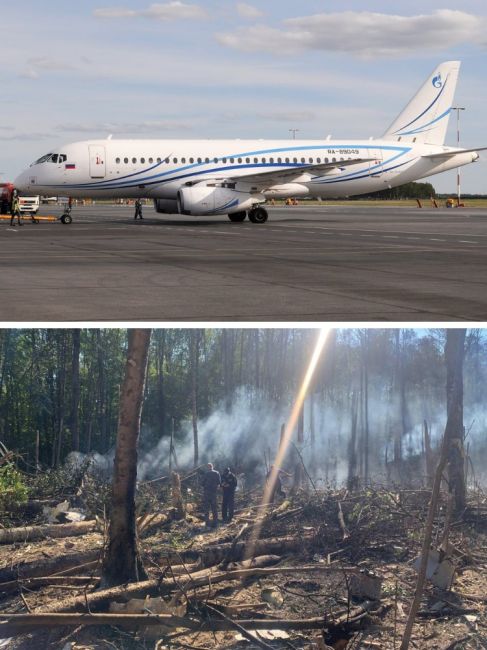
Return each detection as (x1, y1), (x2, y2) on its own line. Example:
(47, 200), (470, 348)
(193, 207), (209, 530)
(0, 486), (486, 649)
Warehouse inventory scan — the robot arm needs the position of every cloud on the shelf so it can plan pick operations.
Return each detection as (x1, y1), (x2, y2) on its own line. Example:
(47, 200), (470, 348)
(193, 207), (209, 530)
(94, 2), (207, 21)
(256, 111), (316, 123)
(217, 9), (487, 58)
(236, 3), (263, 19)
(55, 120), (193, 134)
(0, 132), (52, 141)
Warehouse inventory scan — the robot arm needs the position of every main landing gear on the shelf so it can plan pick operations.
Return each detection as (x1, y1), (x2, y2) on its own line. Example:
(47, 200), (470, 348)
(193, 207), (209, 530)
(227, 207), (268, 224)
(248, 206), (268, 224)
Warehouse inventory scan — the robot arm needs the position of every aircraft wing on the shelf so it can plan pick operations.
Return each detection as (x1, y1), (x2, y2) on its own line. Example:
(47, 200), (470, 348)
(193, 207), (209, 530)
(225, 157), (375, 186)
(423, 147), (487, 160)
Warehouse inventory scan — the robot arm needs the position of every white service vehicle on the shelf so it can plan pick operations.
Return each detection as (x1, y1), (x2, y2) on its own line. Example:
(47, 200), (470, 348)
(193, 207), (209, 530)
(18, 195), (40, 215)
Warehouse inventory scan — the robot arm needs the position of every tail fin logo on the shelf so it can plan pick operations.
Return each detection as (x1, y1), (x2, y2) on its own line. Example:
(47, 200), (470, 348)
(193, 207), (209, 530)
(432, 73), (442, 88)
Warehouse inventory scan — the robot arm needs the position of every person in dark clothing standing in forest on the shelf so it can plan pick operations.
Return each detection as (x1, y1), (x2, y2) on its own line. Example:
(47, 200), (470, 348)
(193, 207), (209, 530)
(221, 467), (237, 522)
(202, 462), (221, 527)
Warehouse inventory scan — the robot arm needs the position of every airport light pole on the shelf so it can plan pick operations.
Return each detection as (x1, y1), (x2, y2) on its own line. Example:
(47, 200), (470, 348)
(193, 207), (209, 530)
(452, 106), (465, 204)
(289, 128), (299, 140)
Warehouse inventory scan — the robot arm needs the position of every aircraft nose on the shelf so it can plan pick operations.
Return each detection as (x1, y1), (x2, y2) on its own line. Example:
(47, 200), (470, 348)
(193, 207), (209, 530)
(14, 170), (28, 191)
(472, 152), (480, 162)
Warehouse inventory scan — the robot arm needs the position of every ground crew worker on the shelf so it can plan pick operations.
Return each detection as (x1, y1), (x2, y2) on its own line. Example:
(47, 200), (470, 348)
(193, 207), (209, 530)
(10, 190), (22, 227)
(221, 467), (237, 522)
(202, 462), (221, 528)
(134, 198), (143, 220)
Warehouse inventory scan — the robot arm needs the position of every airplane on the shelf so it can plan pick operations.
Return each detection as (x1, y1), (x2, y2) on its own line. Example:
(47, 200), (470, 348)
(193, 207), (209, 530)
(14, 60), (485, 224)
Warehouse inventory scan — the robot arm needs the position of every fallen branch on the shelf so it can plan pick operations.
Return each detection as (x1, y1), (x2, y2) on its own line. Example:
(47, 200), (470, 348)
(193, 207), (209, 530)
(0, 520), (98, 545)
(0, 575), (98, 596)
(0, 602), (377, 636)
(39, 557), (358, 615)
(0, 549), (100, 584)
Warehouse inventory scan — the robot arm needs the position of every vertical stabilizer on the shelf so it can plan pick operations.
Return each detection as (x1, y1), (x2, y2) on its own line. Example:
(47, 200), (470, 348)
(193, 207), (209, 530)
(382, 61), (460, 145)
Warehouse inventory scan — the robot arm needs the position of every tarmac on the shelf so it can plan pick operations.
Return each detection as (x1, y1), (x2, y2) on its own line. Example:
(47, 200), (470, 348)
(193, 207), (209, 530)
(1, 203), (487, 322)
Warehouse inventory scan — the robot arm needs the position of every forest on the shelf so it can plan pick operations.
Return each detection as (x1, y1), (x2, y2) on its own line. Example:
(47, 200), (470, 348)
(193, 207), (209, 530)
(0, 327), (485, 650)
(0, 328), (486, 488)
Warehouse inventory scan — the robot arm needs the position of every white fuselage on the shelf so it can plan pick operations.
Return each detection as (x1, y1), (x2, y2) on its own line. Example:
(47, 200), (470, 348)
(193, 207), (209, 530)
(15, 138), (478, 207)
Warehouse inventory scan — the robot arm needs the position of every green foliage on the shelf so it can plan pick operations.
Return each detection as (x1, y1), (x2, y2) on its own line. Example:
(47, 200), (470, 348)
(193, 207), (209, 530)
(0, 464), (29, 510)
(354, 181), (436, 200)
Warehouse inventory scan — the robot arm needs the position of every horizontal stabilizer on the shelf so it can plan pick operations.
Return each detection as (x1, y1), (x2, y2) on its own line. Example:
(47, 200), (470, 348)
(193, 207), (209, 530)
(423, 146), (487, 160)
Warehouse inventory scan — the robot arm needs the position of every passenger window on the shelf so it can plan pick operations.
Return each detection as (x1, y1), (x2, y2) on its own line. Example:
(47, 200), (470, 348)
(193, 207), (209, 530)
(197, 157), (202, 164)
(213, 157), (218, 163)
(164, 158), (169, 163)
(332, 157), (336, 162)
(317, 157), (321, 163)
(181, 157), (186, 163)
(245, 157), (250, 163)
(124, 157), (129, 164)
(301, 157), (305, 163)
(237, 158), (242, 163)
(285, 157), (290, 163)
(269, 157), (274, 164)
(141, 157), (145, 164)
(173, 157), (178, 164)
(222, 158), (227, 163)
(254, 157), (258, 164)
(277, 157), (282, 164)
(189, 157), (194, 163)
(230, 157), (235, 163)
(132, 157), (137, 164)
(309, 158), (313, 163)
(262, 158), (266, 163)
(325, 157), (329, 163)
(115, 158), (120, 164)
(205, 158), (210, 163)
(149, 157), (154, 164)
(293, 157), (298, 163)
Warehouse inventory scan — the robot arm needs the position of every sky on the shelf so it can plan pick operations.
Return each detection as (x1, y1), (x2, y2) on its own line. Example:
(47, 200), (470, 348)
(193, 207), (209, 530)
(1, 0), (487, 193)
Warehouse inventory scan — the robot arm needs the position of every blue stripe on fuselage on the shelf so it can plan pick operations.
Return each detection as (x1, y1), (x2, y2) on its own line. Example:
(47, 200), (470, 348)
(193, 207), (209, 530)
(53, 144), (411, 191)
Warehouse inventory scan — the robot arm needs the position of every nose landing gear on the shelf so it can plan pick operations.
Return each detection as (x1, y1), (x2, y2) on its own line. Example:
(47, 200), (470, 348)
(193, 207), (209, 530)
(60, 198), (73, 224)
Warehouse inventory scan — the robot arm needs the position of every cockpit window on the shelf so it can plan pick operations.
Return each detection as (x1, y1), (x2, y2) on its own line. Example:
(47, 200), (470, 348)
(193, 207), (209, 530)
(31, 152), (67, 166)
(32, 153), (54, 165)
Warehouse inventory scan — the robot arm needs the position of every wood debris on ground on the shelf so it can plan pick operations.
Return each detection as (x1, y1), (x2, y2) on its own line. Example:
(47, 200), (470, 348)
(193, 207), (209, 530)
(0, 481), (486, 650)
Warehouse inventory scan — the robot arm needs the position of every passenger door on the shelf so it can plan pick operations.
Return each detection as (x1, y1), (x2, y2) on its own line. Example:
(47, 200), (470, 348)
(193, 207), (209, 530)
(89, 145), (106, 178)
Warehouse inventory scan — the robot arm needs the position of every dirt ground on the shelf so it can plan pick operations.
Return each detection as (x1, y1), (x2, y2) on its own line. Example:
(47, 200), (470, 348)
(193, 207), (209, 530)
(0, 486), (486, 650)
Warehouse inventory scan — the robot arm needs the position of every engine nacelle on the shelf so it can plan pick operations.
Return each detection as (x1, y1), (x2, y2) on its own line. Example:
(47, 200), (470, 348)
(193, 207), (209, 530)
(178, 186), (256, 216)
(154, 198), (178, 214)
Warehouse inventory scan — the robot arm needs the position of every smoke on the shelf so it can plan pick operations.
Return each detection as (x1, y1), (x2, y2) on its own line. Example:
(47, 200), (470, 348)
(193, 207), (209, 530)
(68, 384), (487, 488)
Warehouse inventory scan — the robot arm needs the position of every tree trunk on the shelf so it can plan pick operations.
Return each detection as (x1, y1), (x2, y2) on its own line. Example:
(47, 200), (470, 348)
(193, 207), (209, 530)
(347, 391), (359, 491)
(101, 329), (151, 588)
(190, 330), (200, 467)
(444, 329), (467, 514)
(70, 329), (81, 452)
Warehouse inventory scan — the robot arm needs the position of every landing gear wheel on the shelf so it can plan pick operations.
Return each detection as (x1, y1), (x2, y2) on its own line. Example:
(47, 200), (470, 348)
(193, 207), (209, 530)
(228, 211), (247, 222)
(248, 206), (268, 224)
(61, 213), (72, 224)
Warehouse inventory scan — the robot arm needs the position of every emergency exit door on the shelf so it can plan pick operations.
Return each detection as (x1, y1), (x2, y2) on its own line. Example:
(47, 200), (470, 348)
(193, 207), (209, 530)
(89, 145), (106, 178)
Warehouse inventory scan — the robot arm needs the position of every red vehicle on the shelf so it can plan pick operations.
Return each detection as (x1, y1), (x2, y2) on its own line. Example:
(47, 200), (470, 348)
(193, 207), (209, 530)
(0, 182), (14, 214)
